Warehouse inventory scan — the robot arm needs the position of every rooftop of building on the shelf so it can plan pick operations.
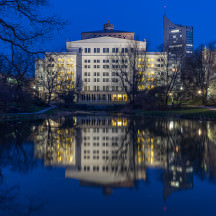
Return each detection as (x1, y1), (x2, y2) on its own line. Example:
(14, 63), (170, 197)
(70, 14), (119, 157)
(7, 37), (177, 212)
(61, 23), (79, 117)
(81, 21), (134, 34)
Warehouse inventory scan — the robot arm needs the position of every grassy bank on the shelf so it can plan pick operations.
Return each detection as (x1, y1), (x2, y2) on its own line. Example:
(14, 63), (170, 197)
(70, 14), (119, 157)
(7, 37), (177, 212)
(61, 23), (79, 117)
(1, 106), (216, 122)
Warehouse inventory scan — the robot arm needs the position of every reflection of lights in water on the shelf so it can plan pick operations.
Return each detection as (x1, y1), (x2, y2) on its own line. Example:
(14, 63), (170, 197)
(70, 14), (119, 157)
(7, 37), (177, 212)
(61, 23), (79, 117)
(198, 129), (202, 136)
(169, 121), (174, 130)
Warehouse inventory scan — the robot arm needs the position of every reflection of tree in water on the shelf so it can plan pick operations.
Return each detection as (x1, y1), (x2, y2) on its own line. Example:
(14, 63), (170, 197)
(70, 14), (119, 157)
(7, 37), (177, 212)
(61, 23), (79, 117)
(0, 120), (41, 172)
(0, 185), (43, 216)
(0, 120), (43, 215)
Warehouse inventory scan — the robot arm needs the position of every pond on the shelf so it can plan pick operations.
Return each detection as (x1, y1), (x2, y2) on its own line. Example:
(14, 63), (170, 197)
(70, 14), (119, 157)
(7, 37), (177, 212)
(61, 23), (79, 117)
(0, 115), (216, 216)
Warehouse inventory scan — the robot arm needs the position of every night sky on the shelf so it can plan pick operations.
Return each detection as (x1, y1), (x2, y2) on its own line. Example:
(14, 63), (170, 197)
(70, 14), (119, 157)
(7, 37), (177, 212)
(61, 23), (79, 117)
(45, 0), (216, 52)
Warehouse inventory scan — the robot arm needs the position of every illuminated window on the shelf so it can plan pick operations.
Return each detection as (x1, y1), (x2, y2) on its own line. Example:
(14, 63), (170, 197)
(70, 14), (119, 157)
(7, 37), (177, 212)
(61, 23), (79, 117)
(148, 64), (151, 68)
(148, 72), (151, 76)
(138, 64), (141, 68)
(151, 78), (154, 81)
(112, 94), (117, 102)
(148, 58), (151, 62)
(151, 71), (155, 75)
(58, 58), (63, 62)
(118, 94), (122, 102)
(142, 58), (145, 62)
(123, 118), (127, 126)
(151, 64), (154, 68)
(112, 119), (117, 126)
(123, 94), (127, 102)
(117, 120), (122, 126)
(151, 58), (154, 61)
(138, 58), (141, 62)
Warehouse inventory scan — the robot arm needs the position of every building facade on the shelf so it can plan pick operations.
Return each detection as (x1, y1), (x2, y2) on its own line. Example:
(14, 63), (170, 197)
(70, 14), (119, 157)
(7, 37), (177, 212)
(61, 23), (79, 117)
(35, 23), (167, 104)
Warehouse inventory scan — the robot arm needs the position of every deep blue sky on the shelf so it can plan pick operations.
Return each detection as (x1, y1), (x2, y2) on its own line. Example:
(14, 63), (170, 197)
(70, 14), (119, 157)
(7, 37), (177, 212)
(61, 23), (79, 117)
(46, 0), (215, 52)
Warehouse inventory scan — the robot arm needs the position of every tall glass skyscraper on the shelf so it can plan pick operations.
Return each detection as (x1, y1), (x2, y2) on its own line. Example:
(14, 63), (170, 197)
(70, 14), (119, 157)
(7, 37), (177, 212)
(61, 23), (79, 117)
(164, 15), (193, 60)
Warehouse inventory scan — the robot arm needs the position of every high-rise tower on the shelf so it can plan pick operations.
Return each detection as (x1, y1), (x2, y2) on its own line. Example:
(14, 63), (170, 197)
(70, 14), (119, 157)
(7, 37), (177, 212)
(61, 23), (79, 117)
(164, 15), (193, 60)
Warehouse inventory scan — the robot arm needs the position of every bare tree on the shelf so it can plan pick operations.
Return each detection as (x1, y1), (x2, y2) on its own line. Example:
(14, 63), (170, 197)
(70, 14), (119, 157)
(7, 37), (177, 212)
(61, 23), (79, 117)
(202, 42), (216, 104)
(0, 0), (64, 55)
(158, 44), (183, 106)
(36, 53), (82, 105)
(110, 40), (147, 105)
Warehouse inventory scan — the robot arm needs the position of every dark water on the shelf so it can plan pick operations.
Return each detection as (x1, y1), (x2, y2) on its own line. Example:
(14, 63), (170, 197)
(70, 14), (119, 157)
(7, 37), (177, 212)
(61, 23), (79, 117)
(0, 115), (216, 216)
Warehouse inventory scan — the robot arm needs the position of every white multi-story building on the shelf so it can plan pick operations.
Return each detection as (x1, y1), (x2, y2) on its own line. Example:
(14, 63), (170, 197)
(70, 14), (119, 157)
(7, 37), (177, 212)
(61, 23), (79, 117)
(35, 23), (167, 104)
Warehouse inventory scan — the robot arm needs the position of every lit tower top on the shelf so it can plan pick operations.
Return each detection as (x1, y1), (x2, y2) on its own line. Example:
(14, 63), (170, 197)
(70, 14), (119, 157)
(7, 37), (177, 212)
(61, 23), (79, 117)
(81, 21), (135, 40)
(163, 15), (193, 58)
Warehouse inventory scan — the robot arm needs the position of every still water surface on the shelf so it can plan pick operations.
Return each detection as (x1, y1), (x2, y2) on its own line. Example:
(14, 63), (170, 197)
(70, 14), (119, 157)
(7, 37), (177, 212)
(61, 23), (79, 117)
(0, 115), (216, 216)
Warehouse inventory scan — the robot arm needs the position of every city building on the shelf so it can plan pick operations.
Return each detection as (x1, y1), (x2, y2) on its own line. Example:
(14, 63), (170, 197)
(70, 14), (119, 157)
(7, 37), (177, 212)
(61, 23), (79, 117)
(164, 15), (193, 59)
(35, 23), (166, 104)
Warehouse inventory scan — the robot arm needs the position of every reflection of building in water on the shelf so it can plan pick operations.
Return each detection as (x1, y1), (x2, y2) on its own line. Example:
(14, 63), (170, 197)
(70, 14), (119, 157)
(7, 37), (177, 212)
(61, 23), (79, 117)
(159, 120), (195, 200)
(137, 129), (165, 168)
(66, 116), (147, 195)
(34, 117), (199, 197)
(163, 154), (193, 200)
(34, 118), (77, 166)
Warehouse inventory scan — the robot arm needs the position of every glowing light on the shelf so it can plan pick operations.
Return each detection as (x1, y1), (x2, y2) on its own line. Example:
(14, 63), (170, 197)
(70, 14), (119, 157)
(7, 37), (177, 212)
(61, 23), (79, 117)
(169, 121), (174, 130)
(198, 129), (202, 136)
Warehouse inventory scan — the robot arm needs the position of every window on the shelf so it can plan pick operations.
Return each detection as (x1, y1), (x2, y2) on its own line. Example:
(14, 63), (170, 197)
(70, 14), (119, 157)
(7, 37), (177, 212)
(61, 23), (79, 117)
(103, 59), (109, 63)
(112, 48), (119, 53)
(103, 72), (109, 76)
(103, 48), (109, 53)
(122, 48), (128, 53)
(103, 78), (109, 82)
(112, 94), (117, 101)
(103, 65), (109, 69)
(85, 48), (91, 53)
(94, 48), (100, 53)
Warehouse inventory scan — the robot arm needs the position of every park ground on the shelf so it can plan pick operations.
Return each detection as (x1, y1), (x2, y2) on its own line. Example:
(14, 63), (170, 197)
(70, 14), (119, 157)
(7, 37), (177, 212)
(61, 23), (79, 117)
(1, 104), (216, 122)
